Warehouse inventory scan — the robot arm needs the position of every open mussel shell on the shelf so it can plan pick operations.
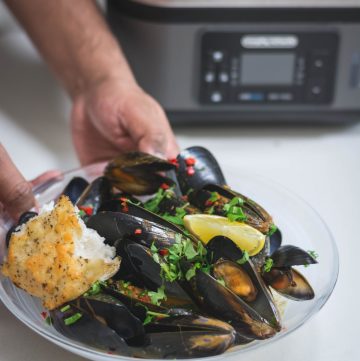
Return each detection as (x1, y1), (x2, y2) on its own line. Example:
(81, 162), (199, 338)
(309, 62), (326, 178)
(263, 268), (315, 301)
(51, 303), (133, 356)
(181, 262), (277, 340)
(61, 176), (89, 204)
(105, 152), (175, 195)
(213, 259), (258, 302)
(87, 211), (184, 250)
(206, 236), (281, 331)
(176, 146), (226, 194)
(271, 245), (318, 268)
(202, 184), (273, 234)
(76, 176), (112, 215)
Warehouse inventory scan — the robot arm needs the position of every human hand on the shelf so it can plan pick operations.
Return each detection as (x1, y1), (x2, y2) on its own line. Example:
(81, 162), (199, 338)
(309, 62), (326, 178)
(71, 77), (180, 165)
(0, 144), (60, 220)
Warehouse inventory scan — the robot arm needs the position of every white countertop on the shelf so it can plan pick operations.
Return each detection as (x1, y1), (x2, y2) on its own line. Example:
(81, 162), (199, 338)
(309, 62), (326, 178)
(1, 4), (360, 361)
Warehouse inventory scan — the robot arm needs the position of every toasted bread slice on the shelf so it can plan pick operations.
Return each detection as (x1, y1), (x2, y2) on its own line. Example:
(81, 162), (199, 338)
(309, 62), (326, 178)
(2, 196), (120, 309)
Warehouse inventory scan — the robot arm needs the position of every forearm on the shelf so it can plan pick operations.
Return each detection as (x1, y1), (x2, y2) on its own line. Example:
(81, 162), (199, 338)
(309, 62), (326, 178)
(5, 0), (135, 98)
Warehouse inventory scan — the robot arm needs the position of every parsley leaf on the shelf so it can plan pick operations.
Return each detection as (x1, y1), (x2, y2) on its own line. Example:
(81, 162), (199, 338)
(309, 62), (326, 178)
(268, 224), (278, 236)
(236, 251), (250, 265)
(148, 285), (167, 306)
(263, 258), (274, 272)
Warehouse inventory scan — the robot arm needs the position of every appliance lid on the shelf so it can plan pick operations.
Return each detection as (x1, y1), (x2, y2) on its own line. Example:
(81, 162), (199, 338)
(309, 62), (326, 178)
(133, 0), (360, 8)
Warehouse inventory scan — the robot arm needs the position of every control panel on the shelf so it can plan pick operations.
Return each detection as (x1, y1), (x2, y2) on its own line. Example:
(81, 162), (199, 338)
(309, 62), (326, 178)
(199, 32), (338, 105)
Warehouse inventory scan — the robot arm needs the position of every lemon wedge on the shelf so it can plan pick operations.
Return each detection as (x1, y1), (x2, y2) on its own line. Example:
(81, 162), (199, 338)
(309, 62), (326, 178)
(183, 214), (265, 256)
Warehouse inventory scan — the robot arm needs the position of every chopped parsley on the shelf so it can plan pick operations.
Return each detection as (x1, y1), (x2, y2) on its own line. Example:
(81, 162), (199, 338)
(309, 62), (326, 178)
(60, 305), (70, 313)
(308, 250), (319, 260)
(223, 197), (247, 222)
(236, 250), (250, 265)
(150, 234), (209, 283)
(64, 312), (82, 326)
(83, 281), (103, 297)
(268, 224), (278, 236)
(208, 192), (219, 202)
(263, 258), (274, 273)
(147, 285), (167, 306)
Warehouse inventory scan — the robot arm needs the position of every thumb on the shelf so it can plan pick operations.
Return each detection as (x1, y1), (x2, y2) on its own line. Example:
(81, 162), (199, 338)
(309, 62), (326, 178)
(0, 144), (34, 220)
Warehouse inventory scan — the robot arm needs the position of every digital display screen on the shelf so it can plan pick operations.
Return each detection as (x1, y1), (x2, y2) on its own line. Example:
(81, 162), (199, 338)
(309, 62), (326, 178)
(240, 53), (295, 85)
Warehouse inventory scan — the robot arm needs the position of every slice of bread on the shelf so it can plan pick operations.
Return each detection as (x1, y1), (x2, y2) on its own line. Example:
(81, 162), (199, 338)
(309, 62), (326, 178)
(2, 196), (120, 310)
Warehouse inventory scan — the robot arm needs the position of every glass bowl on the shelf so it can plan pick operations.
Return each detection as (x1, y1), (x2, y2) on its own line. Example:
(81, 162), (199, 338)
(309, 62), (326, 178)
(0, 163), (339, 361)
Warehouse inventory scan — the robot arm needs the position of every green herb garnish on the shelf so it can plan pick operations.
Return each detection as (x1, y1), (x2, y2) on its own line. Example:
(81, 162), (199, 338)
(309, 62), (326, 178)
(84, 281), (102, 297)
(268, 224), (278, 236)
(60, 305), (70, 313)
(263, 258), (274, 272)
(236, 251), (250, 265)
(64, 312), (82, 326)
(308, 250), (319, 260)
(148, 285), (167, 306)
(223, 197), (247, 222)
(45, 316), (52, 325)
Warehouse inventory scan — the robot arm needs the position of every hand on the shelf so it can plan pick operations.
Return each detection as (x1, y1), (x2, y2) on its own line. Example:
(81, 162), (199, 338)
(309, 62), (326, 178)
(0, 144), (59, 220)
(71, 77), (180, 165)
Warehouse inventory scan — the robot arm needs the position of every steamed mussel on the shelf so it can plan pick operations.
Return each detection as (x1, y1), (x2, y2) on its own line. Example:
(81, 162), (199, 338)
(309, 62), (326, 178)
(4, 146), (319, 358)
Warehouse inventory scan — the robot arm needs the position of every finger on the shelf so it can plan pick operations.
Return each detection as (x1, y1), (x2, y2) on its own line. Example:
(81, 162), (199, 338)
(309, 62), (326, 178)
(31, 170), (62, 187)
(121, 94), (180, 159)
(0, 144), (35, 219)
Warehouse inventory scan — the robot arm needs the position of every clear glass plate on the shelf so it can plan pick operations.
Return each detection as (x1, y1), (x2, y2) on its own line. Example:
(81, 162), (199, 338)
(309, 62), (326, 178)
(0, 163), (339, 361)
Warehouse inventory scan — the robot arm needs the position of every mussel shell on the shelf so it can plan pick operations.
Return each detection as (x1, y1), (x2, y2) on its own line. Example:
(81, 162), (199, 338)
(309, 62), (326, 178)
(61, 177), (89, 204)
(87, 211), (183, 250)
(18, 211), (38, 225)
(263, 268), (315, 301)
(271, 245), (318, 268)
(51, 304), (132, 356)
(269, 228), (282, 255)
(119, 240), (191, 304)
(206, 236), (281, 331)
(76, 176), (112, 214)
(182, 264), (277, 340)
(103, 284), (166, 321)
(75, 293), (145, 340)
(105, 152), (175, 195)
(143, 314), (237, 358)
(176, 147), (226, 194)
(203, 184), (273, 234)
(213, 259), (258, 302)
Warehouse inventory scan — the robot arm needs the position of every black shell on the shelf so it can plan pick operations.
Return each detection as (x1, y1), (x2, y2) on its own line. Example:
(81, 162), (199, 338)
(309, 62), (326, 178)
(181, 262), (276, 340)
(86, 211), (183, 250)
(176, 146), (226, 194)
(206, 236), (281, 331)
(76, 176), (112, 214)
(271, 245), (318, 267)
(61, 177), (89, 204)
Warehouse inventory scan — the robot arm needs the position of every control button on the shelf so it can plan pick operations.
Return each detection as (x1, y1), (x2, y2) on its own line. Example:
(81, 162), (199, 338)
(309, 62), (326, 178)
(268, 93), (280, 101)
(219, 72), (229, 83)
(306, 79), (327, 102)
(212, 51), (224, 63)
(239, 92), (264, 101)
(210, 91), (223, 103)
(311, 86), (322, 95)
(204, 71), (215, 83)
(310, 53), (330, 73)
(279, 92), (293, 101)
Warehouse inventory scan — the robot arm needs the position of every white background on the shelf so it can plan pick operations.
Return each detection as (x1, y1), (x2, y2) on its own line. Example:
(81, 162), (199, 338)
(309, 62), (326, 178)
(1, 3), (360, 361)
